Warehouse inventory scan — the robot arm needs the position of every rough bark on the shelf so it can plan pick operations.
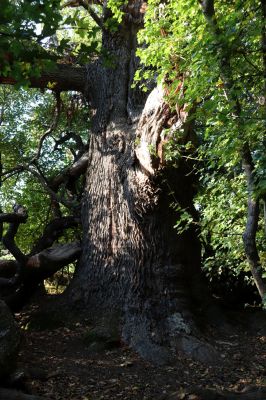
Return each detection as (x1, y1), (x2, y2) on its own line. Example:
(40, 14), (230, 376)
(0, 0), (219, 365)
(67, 10), (218, 365)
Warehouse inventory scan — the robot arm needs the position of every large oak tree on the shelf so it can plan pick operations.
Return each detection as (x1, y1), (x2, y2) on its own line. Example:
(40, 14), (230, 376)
(0, 0), (223, 371)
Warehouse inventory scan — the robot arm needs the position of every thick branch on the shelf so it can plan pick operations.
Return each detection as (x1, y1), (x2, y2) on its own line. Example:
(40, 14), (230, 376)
(198, 0), (215, 19)
(2, 211), (28, 265)
(25, 242), (81, 281)
(0, 212), (28, 224)
(49, 152), (88, 191)
(0, 208), (28, 288)
(30, 216), (80, 254)
(54, 131), (85, 153)
(0, 260), (17, 278)
(0, 64), (87, 93)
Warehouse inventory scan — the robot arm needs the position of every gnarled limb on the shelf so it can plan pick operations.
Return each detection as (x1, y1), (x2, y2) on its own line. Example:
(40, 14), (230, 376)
(49, 153), (88, 192)
(30, 216), (80, 254)
(27, 242), (81, 277)
(0, 207), (81, 309)
(0, 209), (28, 288)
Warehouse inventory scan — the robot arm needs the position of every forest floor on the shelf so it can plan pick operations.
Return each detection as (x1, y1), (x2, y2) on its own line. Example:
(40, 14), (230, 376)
(14, 300), (266, 400)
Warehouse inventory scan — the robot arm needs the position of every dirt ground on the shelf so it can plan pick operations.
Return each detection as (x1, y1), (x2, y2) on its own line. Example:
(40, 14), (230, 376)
(15, 303), (266, 400)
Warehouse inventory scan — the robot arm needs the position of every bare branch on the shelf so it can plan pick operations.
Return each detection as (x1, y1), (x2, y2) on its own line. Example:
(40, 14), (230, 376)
(33, 92), (62, 162)
(25, 165), (77, 209)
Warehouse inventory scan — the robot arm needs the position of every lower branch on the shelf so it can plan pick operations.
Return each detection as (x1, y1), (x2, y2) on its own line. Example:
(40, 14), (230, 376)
(0, 64), (86, 93)
(27, 242), (81, 280)
(30, 216), (80, 254)
(0, 207), (81, 309)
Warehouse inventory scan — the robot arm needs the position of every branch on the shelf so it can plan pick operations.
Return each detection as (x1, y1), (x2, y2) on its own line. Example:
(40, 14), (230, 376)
(49, 152), (88, 191)
(54, 131), (85, 154)
(30, 216), (80, 254)
(0, 207), (28, 288)
(36, 242), (81, 275)
(33, 92), (62, 162)
(81, 1), (104, 29)
(25, 165), (77, 209)
(0, 260), (17, 278)
(0, 212), (28, 224)
(1, 207), (28, 264)
(0, 64), (87, 93)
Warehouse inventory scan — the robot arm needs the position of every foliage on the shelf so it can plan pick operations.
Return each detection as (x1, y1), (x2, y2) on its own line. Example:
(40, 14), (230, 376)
(0, 86), (88, 253)
(0, 0), (62, 83)
(137, 0), (266, 283)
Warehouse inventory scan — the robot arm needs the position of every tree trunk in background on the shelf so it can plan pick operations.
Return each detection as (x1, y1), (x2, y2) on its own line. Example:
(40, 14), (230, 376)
(67, 17), (218, 365)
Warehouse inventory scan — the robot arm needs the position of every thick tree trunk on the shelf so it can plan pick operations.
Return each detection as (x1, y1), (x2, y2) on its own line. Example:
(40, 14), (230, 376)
(67, 21), (217, 365)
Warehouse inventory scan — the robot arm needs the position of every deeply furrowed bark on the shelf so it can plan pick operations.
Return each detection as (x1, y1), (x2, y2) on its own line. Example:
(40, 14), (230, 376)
(67, 14), (218, 365)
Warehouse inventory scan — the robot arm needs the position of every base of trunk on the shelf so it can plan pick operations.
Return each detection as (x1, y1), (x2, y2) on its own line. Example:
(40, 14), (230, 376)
(122, 300), (220, 365)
